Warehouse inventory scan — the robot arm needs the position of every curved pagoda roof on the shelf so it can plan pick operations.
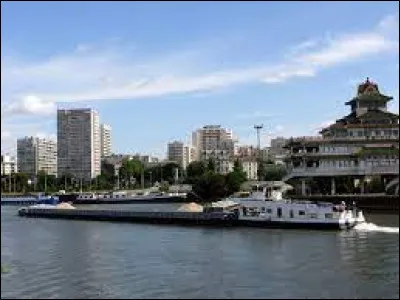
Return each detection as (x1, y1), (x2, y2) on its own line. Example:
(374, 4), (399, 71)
(345, 77), (393, 105)
(319, 109), (399, 133)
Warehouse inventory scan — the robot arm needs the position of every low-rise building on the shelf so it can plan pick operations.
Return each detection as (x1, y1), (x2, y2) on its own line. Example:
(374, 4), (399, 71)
(241, 160), (258, 180)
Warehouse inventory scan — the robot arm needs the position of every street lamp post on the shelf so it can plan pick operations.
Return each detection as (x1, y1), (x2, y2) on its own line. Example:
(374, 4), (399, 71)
(254, 124), (263, 181)
(149, 171), (153, 187)
(44, 173), (47, 193)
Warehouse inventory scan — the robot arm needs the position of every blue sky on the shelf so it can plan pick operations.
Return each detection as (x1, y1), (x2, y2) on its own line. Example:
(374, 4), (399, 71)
(1, 1), (399, 157)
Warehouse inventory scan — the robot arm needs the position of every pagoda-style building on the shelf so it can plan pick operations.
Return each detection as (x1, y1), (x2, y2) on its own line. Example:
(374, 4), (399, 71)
(283, 78), (399, 196)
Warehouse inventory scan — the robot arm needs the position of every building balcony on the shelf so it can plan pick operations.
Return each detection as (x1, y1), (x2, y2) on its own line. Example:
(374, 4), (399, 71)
(284, 164), (399, 180)
(286, 135), (399, 146)
(290, 151), (356, 157)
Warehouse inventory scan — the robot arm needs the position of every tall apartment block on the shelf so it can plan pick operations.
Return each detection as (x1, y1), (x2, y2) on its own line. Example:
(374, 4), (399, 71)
(57, 108), (101, 181)
(167, 141), (194, 169)
(17, 136), (57, 177)
(100, 123), (112, 157)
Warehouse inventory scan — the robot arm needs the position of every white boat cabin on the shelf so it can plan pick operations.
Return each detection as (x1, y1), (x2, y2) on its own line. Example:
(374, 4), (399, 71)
(228, 182), (365, 227)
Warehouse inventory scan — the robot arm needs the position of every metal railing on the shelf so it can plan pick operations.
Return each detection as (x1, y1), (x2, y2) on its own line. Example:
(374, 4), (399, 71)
(284, 165), (399, 180)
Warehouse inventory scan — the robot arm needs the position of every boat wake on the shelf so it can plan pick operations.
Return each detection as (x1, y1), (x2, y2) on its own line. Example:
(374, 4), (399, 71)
(354, 222), (399, 233)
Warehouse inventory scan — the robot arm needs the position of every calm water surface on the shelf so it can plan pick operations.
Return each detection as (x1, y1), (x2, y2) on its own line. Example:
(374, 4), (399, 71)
(1, 204), (399, 299)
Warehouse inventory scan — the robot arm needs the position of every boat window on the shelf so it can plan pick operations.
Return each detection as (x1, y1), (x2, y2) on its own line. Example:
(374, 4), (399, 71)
(277, 207), (282, 218)
(299, 210), (305, 216)
(290, 210), (294, 218)
(266, 208), (272, 214)
(242, 207), (247, 216)
(261, 207), (266, 213)
(325, 213), (333, 219)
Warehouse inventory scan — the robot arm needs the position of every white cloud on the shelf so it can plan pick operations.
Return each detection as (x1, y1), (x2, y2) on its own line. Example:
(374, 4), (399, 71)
(2, 14), (397, 120)
(312, 120), (335, 134)
(1, 14), (398, 151)
(4, 95), (56, 116)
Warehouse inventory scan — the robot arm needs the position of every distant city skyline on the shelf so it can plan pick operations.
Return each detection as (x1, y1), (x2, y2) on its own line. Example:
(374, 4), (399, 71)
(1, 1), (399, 158)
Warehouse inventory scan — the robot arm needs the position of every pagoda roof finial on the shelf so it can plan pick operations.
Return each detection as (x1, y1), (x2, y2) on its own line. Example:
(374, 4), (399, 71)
(357, 77), (379, 96)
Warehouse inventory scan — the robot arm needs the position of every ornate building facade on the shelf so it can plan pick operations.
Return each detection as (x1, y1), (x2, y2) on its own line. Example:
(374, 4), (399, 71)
(283, 79), (399, 196)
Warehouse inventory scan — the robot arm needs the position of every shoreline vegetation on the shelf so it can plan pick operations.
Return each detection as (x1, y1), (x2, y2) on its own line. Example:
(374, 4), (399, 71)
(1, 159), (285, 199)
(1, 158), (395, 202)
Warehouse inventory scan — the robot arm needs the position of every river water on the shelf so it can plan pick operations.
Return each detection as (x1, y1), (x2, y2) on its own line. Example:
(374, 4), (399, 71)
(1, 204), (399, 299)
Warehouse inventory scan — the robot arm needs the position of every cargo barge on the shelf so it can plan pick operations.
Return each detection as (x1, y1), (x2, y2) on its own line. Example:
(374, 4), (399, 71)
(17, 183), (367, 230)
(18, 207), (238, 226)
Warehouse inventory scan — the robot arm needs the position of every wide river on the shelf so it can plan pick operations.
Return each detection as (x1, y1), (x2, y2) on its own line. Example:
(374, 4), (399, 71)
(1, 204), (399, 299)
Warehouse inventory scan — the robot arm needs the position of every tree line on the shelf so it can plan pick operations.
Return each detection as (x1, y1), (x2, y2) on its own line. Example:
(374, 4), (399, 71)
(1, 158), (288, 198)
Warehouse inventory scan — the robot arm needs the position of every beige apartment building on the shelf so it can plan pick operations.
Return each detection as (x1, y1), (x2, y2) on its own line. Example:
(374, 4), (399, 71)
(17, 136), (57, 177)
(192, 125), (235, 174)
(57, 108), (101, 181)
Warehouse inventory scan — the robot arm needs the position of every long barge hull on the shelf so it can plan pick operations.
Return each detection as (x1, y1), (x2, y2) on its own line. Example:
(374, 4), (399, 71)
(18, 208), (237, 226)
(17, 208), (345, 230)
(71, 195), (188, 205)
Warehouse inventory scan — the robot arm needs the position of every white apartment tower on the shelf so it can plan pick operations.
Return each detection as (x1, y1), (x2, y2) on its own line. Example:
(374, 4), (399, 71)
(1, 154), (17, 175)
(100, 123), (112, 157)
(17, 136), (57, 177)
(57, 108), (101, 181)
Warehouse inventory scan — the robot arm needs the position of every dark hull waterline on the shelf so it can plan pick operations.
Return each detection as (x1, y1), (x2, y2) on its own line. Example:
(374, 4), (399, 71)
(18, 208), (352, 230)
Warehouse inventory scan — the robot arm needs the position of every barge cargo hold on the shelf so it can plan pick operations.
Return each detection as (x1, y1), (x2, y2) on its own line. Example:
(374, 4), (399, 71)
(17, 207), (238, 226)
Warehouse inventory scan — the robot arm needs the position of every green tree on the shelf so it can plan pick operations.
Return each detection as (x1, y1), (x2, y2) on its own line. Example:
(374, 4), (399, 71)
(257, 159), (266, 181)
(101, 161), (115, 178)
(57, 173), (74, 191)
(36, 171), (58, 193)
(119, 159), (143, 187)
(193, 171), (227, 202)
(14, 173), (29, 193)
(186, 161), (207, 183)
(207, 158), (216, 172)
(263, 164), (287, 181)
(226, 159), (247, 195)
(162, 162), (181, 184)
